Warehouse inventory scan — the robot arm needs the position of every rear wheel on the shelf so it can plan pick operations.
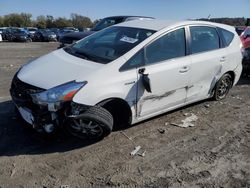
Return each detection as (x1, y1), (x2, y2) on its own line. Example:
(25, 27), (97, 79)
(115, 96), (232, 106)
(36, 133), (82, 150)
(65, 106), (113, 140)
(214, 73), (233, 100)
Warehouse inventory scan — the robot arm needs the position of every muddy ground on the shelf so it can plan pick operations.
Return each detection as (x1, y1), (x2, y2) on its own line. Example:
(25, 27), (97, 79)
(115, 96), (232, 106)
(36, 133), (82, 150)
(0, 42), (249, 188)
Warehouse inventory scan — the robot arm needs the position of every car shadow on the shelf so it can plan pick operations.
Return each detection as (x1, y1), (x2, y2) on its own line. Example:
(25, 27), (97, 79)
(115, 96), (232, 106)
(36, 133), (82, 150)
(0, 100), (99, 157)
(1, 76), (248, 157)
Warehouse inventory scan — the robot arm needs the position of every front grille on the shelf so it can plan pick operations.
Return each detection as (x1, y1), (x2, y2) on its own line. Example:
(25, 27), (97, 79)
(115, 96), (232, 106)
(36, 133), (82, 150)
(10, 74), (45, 111)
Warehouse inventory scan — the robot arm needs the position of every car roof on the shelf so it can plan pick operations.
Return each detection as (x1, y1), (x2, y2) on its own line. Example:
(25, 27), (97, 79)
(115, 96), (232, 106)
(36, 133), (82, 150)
(116, 19), (234, 32)
(104, 15), (154, 19)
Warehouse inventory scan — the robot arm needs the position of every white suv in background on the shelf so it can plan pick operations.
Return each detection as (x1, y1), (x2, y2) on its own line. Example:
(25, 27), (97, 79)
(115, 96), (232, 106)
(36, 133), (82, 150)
(11, 20), (242, 139)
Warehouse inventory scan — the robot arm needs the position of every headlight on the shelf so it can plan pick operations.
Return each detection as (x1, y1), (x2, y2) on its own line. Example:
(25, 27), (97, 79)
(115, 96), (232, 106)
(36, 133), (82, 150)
(30, 81), (87, 106)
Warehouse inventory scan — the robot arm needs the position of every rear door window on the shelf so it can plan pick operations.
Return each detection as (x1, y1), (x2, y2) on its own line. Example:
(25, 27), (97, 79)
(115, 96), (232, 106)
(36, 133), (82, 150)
(190, 26), (220, 54)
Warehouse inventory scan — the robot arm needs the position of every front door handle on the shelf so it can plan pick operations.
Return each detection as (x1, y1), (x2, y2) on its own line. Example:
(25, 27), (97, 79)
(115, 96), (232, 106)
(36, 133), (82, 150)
(220, 56), (226, 62)
(179, 66), (189, 73)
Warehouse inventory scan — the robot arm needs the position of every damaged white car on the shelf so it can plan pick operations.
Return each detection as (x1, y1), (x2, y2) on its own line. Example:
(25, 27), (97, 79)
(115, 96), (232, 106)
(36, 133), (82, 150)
(10, 20), (242, 139)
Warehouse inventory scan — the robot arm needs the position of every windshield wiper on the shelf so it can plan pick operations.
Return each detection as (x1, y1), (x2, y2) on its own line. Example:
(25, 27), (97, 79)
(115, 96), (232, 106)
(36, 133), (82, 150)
(74, 50), (91, 60)
(64, 47), (73, 54)
(64, 47), (108, 64)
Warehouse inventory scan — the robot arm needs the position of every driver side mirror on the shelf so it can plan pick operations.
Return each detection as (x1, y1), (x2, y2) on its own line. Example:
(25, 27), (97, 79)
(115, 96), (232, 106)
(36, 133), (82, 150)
(139, 68), (152, 93)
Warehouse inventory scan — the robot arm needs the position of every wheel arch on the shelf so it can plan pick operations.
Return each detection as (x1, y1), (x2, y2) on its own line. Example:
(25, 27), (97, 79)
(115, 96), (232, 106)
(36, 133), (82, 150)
(97, 97), (133, 130)
(225, 71), (235, 86)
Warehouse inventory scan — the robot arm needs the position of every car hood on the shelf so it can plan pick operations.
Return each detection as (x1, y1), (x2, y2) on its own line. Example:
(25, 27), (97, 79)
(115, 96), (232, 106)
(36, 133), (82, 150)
(63, 31), (95, 40)
(17, 49), (104, 90)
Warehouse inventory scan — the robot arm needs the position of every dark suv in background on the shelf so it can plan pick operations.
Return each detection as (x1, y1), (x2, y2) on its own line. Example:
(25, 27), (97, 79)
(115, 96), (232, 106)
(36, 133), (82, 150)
(33, 29), (57, 42)
(2, 28), (32, 42)
(58, 15), (154, 48)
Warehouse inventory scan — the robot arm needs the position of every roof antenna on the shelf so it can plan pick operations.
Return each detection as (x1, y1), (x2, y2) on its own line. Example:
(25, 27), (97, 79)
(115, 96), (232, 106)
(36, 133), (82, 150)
(207, 14), (211, 20)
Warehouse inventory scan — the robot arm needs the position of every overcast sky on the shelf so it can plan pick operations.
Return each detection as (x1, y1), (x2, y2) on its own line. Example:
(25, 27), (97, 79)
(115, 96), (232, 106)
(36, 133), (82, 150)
(0, 0), (250, 20)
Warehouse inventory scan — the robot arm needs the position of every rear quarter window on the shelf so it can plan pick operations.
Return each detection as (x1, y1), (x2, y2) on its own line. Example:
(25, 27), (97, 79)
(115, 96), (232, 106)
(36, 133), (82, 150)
(219, 28), (234, 47)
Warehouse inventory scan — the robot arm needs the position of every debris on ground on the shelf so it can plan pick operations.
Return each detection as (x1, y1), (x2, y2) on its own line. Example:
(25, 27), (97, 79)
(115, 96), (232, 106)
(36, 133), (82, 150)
(10, 163), (16, 178)
(137, 150), (146, 157)
(120, 131), (133, 141)
(170, 123), (179, 126)
(158, 128), (166, 134)
(130, 146), (141, 156)
(232, 96), (243, 100)
(204, 104), (210, 108)
(171, 113), (198, 128)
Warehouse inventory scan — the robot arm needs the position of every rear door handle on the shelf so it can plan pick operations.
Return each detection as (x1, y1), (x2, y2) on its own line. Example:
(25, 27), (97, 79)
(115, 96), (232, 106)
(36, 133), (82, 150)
(179, 66), (189, 73)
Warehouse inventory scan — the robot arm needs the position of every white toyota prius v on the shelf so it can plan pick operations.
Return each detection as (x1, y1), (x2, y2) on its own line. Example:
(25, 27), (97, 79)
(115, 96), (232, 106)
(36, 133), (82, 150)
(10, 20), (243, 139)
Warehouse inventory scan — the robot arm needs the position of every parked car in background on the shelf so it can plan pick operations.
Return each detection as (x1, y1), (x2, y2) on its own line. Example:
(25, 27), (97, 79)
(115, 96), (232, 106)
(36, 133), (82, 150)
(235, 26), (245, 36)
(59, 15), (154, 48)
(3, 28), (32, 42)
(33, 29), (57, 42)
(57, 28), (77, 41)
(11, 20), (242, 139)
(25, 27), (38, 39)
(0, 27), (8, 34)
(240, 26), (250, 49)
(49, 28), (60, 39)
(63, 27), (79, 32)
(240, 26), (250, 73)
(0, 27), (6, 42)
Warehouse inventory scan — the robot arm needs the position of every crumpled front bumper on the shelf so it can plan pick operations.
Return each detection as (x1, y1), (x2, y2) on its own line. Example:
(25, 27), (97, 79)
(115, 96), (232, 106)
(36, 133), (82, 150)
(10, 74), (91, 133)
(10, 75), (61, 132)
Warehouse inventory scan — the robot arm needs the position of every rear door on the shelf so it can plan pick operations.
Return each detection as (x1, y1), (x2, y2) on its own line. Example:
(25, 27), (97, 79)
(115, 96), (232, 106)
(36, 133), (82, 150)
(186, 25), (227, 102)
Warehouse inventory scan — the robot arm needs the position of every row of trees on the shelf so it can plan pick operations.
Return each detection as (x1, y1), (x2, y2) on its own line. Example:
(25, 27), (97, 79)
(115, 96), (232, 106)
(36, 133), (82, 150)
(0, 13), (248, 29)
(0, 13), (99, 29)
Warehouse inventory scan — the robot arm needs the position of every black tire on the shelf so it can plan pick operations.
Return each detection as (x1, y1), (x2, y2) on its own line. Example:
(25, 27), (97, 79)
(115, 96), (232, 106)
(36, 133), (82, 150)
(213, 73), (233, 101)
(65, 106), (113, 140)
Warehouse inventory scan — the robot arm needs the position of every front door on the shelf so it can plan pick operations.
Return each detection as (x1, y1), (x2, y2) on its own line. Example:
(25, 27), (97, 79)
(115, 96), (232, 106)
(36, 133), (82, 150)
(136, 28), (191, 119)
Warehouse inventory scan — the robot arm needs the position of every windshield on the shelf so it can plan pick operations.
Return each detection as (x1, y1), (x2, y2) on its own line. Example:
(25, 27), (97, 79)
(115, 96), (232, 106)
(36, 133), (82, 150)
(13, 29), (27, 34)
(92, 17), (125, 31)
(28, 28), (37, 32)
(40, 29), (55, 35)
(64, 26), (156, 64)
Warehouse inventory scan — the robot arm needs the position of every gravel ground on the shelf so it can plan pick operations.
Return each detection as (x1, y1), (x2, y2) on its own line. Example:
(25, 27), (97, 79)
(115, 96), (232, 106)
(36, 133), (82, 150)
(0, 42), (249, 188)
